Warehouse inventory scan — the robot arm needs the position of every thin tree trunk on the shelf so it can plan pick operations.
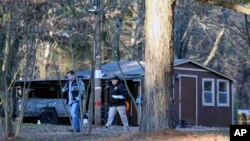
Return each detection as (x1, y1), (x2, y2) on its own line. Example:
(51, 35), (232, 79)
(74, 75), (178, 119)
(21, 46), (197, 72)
(129, 2), (139, 60)
(40, 43), (50, 79)
(176, 18), (195, 59)
(196, 0), (250, 15)
(245, 15), (250, 50)
(15, 37), (39, 137)
(140, 0), (176, 132)
(114, 15), (122, 61)
(88, 39), (95, 134)
(2, 17), (12, 138)
(129, 0), (145, 61)
(94, 0), (102, 125)
(204, 28), (225, 66)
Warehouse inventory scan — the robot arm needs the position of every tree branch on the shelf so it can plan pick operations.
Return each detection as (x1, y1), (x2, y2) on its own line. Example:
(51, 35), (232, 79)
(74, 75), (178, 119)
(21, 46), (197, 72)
(196, 0), (250, 15)
(204, 28), (225, 66)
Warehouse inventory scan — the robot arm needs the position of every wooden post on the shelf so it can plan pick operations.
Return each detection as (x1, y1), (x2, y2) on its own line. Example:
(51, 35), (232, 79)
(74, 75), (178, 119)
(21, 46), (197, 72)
(94, 0), (102, 125)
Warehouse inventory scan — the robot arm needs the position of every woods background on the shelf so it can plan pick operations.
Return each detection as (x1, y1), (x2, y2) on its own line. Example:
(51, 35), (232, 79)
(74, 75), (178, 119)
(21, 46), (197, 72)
(0, 0), (250, 138)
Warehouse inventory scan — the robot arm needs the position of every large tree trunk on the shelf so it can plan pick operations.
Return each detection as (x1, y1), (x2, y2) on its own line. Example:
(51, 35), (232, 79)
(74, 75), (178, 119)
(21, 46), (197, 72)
(140, 0), (176, 132)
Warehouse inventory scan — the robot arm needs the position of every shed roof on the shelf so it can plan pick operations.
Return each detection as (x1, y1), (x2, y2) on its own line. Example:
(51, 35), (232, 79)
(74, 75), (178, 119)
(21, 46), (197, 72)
(77, 61), (145, 79)
(174, 59), (234, 81)
(78, 59), (233, 81)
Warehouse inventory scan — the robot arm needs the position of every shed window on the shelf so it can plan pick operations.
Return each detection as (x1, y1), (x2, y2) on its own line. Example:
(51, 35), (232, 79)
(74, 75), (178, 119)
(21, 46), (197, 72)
(202, 79), (215, 106)
(217, 80), (229, 107)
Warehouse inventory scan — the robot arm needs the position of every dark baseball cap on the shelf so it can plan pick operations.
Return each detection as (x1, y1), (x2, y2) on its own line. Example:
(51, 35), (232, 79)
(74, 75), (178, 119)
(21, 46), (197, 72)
(111, 76), (120, 81)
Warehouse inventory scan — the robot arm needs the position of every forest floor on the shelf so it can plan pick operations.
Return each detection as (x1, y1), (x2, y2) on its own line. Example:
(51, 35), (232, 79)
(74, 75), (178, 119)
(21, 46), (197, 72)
(0, 123), (229, 141)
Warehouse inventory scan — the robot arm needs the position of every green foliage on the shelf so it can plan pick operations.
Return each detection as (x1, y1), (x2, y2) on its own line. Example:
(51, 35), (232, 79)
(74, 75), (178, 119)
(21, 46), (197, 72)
(234, 101), (240, 124)
(244, 3), (250, 8)
(54, 7), (65, 16)
(101, 30), (108, 42)
(123, 10), (133, 21)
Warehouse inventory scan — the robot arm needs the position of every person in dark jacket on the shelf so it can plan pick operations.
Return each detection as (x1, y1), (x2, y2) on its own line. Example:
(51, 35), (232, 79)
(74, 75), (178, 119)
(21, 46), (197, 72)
(102, 76), (130, 132)
(61, 70), (85, 133)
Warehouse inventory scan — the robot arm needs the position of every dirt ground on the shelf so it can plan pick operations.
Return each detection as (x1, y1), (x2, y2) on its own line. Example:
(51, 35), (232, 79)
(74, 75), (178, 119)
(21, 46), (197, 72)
(0, 123), (229, 141)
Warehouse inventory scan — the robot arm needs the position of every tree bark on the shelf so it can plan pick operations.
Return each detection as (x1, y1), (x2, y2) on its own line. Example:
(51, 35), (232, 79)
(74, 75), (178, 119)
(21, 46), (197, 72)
(140, 0), (176, 132)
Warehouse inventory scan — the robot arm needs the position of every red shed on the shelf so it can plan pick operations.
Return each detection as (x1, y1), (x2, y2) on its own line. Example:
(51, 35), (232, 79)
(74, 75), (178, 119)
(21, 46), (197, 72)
(172, 59), (234, 127)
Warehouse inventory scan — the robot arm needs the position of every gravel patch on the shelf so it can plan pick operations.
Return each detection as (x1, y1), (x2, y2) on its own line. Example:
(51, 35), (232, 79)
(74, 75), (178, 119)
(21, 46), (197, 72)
(0, 123), (139, 141)
(0, 123), (229, 140)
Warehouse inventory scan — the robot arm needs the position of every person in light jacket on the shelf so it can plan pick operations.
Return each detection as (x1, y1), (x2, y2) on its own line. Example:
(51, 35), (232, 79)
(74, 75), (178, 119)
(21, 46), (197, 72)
(62, 70), (85, 132)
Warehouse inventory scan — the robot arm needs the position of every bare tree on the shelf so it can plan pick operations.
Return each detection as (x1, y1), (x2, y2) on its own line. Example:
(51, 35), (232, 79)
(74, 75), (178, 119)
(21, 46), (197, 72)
(129, 0), (145, 61)
(0, 1), (21, 137)
(174, 1), (196, 59)
(0, 1), (51, 138)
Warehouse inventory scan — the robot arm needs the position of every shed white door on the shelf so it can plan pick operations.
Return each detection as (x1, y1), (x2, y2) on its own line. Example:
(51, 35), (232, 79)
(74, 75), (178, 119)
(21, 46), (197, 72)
(180, 76), (197, 125)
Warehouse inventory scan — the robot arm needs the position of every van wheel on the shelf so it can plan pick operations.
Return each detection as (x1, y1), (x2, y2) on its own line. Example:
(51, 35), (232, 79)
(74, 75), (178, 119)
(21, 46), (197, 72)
(40, 109), (57, 124)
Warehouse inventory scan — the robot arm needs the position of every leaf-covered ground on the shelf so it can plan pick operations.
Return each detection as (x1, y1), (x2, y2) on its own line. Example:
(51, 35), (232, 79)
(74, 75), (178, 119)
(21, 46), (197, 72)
(0, 123), (229, 141)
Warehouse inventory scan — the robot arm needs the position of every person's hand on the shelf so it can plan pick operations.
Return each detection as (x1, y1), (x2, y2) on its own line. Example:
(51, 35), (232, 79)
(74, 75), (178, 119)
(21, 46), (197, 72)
(61, 87), (68, 93)
(112, 95), (125, 99)
(75, 96), (80, 101)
